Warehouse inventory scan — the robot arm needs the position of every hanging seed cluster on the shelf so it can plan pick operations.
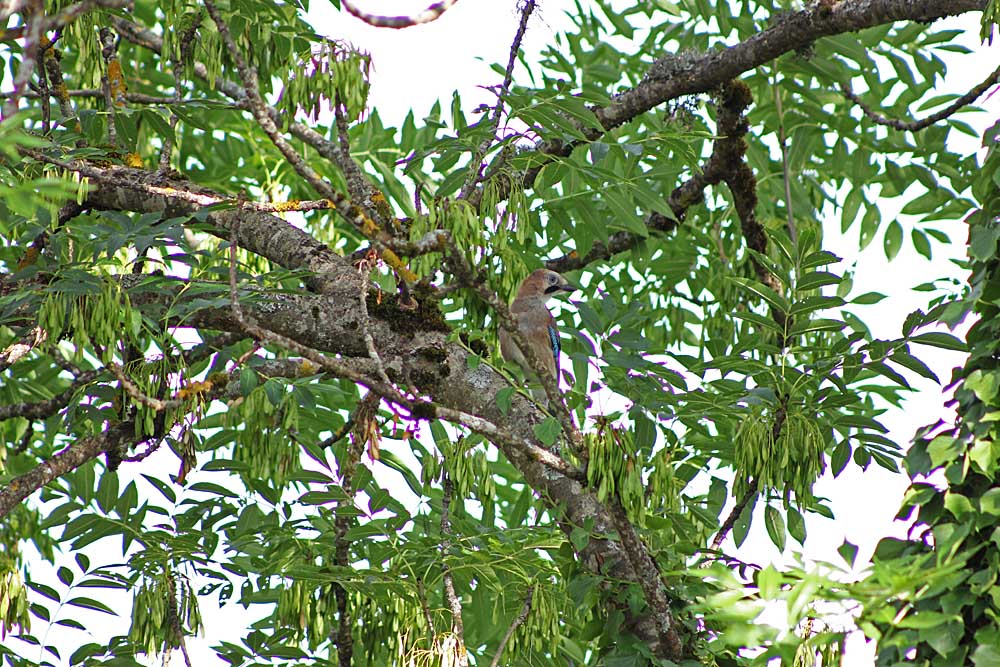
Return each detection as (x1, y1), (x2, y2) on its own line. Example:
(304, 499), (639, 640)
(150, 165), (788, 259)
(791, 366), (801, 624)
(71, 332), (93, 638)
(276, 580), (337, 648)
(502, 583), (563, 659)
(421, 433), (495, 502)
(407, 200), (527, 299)
(228, 387), (300, 488)
(0, 569), (30, 637)
(646, 449), (680, 514)
(277, 40), (371, 122)
(734, 409), (825, 504)
(354, 592), (429, 664)
(585, 424), (645, 521)
(38, 279), (142, 363)
(440, 437), (494, 500)
(128, 574), (202, 658)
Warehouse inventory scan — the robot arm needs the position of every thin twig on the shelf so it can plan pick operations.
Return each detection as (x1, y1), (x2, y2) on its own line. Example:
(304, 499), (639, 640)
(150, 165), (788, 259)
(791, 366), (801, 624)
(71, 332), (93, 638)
(107, 363), (186, 412)
(98, 26), (125, 147)
(840, 63), (1000, 132)
(355, 255), (393, 387)
(415, 579), (436, 637)
(708, 480), (758, 552)
(37, 41), (50, 133)
(458, 0), (536, 200)
(439, 473), (469, 667)
(331, 394), (368, 667)
(158, 13), (200, 172)
(2, 1), (42, 119)
(489, 585), (533, 667)
(772, 79), (797, 245)
(342, 0), (459, 29)
(333, 94), (377, 211)
(40, 37), (82, 134)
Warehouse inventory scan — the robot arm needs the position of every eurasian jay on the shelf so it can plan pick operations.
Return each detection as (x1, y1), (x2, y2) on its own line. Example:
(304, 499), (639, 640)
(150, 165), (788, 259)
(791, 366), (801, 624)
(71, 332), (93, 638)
(499, 269), (575, 406)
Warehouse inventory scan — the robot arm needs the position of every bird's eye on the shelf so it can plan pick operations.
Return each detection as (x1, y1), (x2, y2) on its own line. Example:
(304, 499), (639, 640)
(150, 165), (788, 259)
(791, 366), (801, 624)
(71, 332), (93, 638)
(548, 275), (557, 283)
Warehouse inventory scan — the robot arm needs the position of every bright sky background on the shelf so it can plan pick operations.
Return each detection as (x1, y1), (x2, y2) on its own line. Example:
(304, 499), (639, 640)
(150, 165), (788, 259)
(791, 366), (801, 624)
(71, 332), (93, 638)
(10, 2), (1000, 666)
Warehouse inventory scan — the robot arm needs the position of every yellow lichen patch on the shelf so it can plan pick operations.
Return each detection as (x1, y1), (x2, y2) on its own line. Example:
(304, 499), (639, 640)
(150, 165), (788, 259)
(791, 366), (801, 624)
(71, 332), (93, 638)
(354, 206), (381, 237)
(272, 200), (302, 212)
(370, 191), (393, 219)
(124, 153), (143, 168)
(108, 60), (127, 106)
(298, 359), (320, 375)
(175, 380), (213, 400)
(380, 249), (419, 284)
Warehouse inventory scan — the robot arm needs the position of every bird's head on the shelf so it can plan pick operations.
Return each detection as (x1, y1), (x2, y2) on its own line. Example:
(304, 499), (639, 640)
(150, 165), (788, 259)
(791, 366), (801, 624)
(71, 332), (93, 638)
(516, 269), (576, 301)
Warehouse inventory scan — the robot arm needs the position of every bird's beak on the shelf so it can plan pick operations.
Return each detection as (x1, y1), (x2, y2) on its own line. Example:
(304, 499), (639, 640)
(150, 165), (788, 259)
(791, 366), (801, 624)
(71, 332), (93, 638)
(545, 282), (577, 295)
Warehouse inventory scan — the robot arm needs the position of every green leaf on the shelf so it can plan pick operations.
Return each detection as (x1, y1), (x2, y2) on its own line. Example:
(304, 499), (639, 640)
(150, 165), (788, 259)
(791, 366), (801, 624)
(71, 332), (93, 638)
(909, 331), (967, 352)
(838, 539), (858, 567)
(732, 493), (757, 548)
(889, 349), (940, 383)
(239, 368), (259, 396)
(787, 506), (806, 545)
(729, 277), (790, 313)
(495, 387), (514, 416)
(972, 643), (1000, 667)
(831, 439), (851, 477)
(981, 488), (1000, 516)
(66, 597), (117, 615)
(883, 220), (903, 260)
(533, 417), (561, 446)
(764, 505), (786, 551)
(800, 250), (841, 269)
(851, 292), (888, 305)
(967, 370), (1000, 403)
(797, 271), (841, 292)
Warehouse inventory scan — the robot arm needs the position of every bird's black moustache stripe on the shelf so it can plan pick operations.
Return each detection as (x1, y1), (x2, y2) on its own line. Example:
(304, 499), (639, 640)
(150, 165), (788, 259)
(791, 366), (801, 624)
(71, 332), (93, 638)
(544, 285), (562, 294)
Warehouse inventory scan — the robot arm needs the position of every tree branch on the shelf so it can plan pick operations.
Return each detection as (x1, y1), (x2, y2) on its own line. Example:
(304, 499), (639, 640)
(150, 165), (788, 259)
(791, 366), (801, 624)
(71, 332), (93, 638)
(458, 0), (535, 200)
(0, 423), (135, 518)
(439, 473), (469, 667)
(839, 61), (1000, 132)
(468, 0), (986, 210)
(331, 393), (370, 667)
(9, 156), (684, 655)
(0, 326), (46, 371)
(342, 0), (459, 29)
(489, 585), (533, 667)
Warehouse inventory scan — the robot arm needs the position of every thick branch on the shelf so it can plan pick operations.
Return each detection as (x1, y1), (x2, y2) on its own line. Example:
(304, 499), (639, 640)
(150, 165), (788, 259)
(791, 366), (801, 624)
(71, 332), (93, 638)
(469, 0), (986, 209)
(14, 159), (683, 656)
(0, 423), (134, 518)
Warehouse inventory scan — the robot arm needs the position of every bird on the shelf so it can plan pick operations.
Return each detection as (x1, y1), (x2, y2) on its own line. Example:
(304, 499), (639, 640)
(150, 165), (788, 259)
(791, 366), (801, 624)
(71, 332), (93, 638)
(499, 269), (575, 406)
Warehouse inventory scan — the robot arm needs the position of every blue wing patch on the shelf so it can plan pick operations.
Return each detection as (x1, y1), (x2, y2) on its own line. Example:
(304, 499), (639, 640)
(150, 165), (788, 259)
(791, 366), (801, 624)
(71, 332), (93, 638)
(547, 325), (560, 362)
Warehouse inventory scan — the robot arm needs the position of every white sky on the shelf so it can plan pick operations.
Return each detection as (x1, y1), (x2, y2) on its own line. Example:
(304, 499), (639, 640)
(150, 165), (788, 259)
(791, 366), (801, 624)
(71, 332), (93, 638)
(10, 2), (1000, 666)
